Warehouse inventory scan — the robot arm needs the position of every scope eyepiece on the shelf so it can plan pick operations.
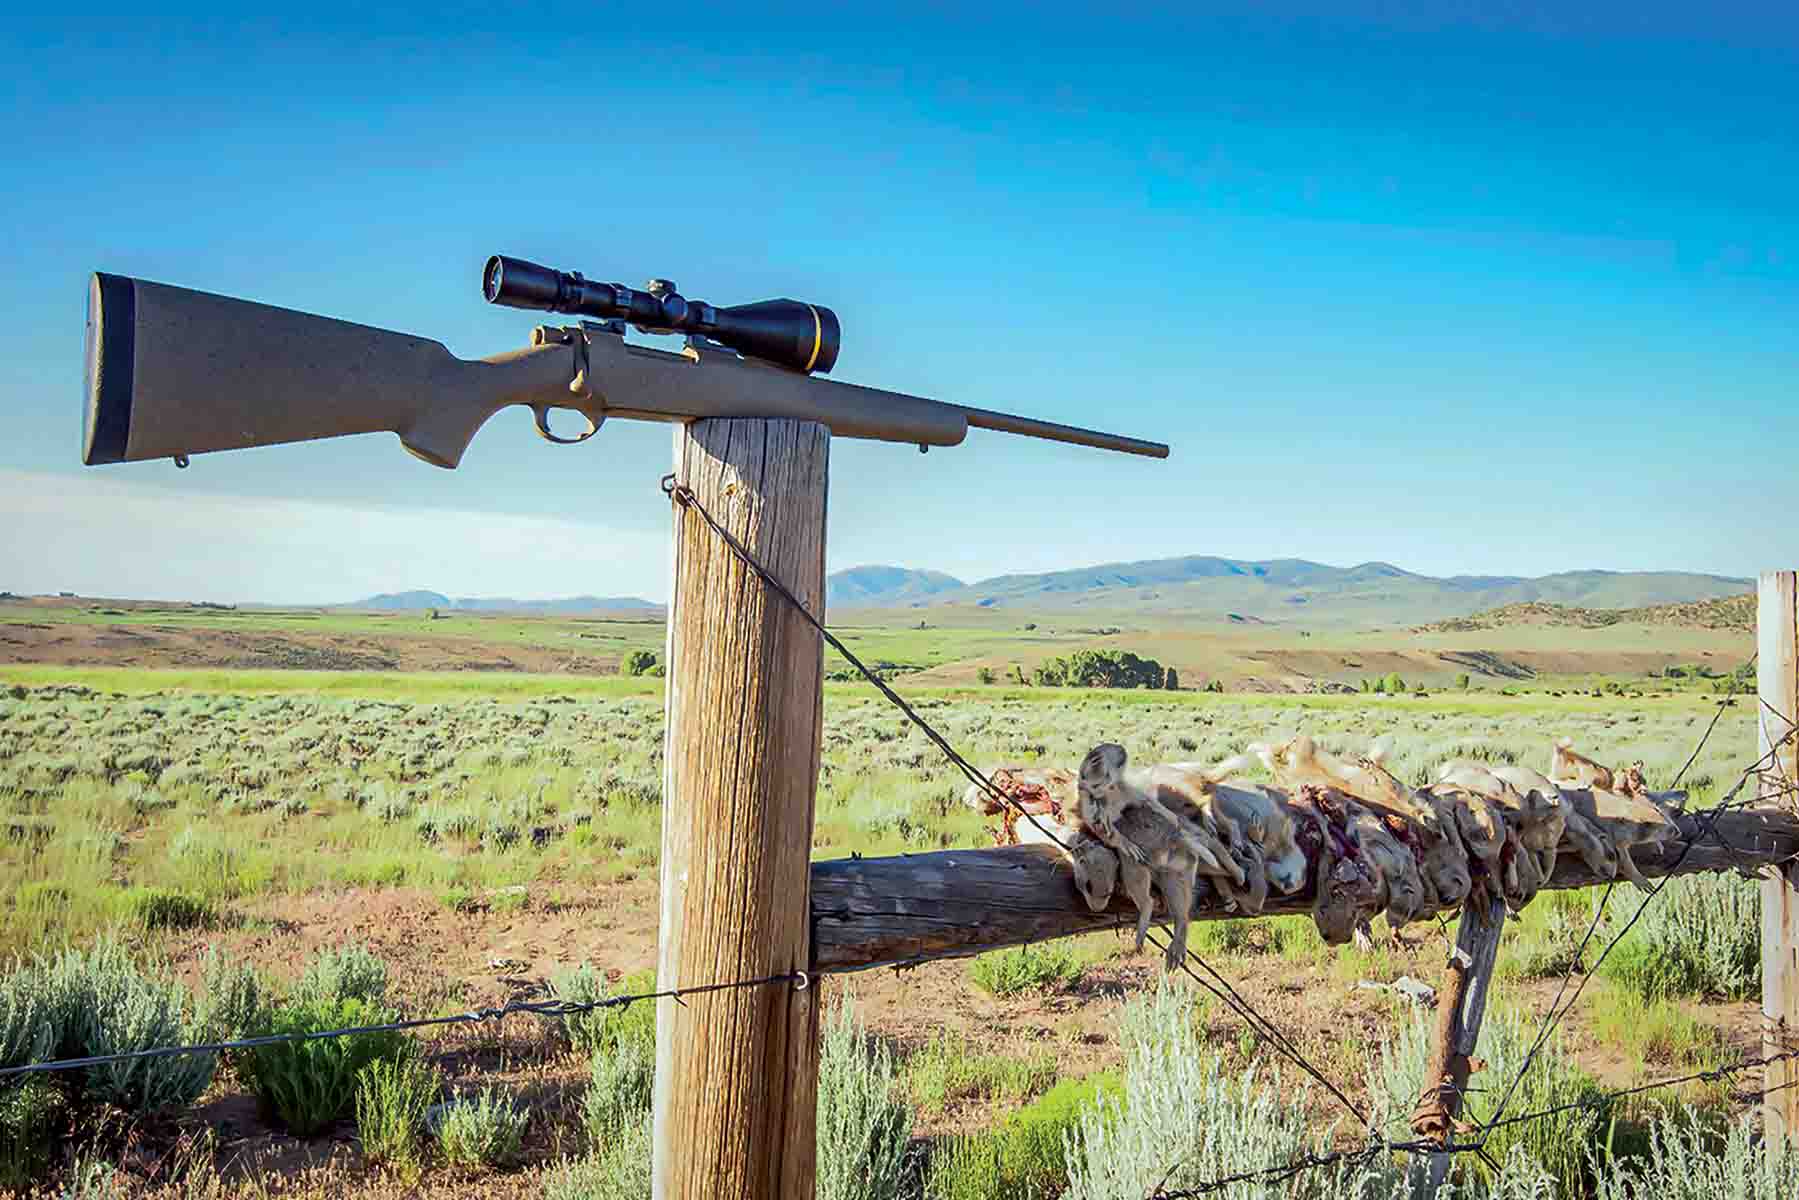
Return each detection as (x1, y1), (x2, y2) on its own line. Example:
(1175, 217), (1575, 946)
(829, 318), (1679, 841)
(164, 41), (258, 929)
(482, 254), (839, 375)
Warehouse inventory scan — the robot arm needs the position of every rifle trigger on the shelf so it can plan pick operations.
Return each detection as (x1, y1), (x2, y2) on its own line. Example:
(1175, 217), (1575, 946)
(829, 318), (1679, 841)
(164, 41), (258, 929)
(531, 404), (601, 446)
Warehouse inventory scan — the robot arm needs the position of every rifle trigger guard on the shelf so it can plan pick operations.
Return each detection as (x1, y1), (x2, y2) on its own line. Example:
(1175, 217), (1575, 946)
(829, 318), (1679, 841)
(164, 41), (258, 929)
(531, 404), (600, 446)
(530, 333), (603, 445)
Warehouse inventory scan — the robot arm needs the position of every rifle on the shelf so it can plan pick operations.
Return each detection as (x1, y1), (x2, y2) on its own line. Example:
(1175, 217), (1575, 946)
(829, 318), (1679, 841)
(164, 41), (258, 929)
(81, 256), (1168, 469)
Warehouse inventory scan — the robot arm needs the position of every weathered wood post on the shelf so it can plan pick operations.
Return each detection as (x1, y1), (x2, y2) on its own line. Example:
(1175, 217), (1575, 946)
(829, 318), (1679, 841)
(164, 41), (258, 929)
(1760, 570), (1799, 1147)
(653, 419), (829, 1200)
(1411, 895), (1506, 1197)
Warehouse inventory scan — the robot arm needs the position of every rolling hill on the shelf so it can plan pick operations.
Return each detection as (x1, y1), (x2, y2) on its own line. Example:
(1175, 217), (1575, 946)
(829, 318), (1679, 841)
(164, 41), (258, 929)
(824, 556), (1750, 626)
(825, 566), (965, 608)
(351, 591), (662, 614)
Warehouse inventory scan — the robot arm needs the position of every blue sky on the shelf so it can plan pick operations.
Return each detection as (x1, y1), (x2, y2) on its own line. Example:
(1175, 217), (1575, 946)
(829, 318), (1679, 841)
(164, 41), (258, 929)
(2, 3), (1795, 602)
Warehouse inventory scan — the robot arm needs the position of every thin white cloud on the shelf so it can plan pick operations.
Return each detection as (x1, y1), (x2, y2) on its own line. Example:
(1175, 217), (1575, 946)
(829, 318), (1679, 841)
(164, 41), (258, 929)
(0, 470), (669, 605)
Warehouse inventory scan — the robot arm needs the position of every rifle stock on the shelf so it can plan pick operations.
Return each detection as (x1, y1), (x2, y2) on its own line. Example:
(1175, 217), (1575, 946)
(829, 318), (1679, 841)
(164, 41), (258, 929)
(83, 272), (1165, 468)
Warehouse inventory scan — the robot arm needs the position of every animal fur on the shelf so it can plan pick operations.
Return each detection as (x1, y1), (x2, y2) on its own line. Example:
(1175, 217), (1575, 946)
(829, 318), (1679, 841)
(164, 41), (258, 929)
(1438, 761), (1565, 854)
(1436, 760), (1562, 911)
(1561, 784), (1682, 895)
(962, 766), (1075, 817)
(1489, 764), (1616, 881)
(1287, 786), (1383, 945)
(1549, 738), (1647, 797)
(1256, 735), (1443, 836)
(1343, 797), (1426, 926)
(1256, 736), (1469, 911)
(1159, 758), (1310, 897)
(1077, 743), (1225, 968)
(1012, 813), (1123, 913)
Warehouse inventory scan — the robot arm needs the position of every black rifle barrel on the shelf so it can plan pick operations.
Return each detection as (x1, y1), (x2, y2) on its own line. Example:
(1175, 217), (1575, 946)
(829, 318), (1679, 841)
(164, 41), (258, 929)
(954, 406), (1169, 459)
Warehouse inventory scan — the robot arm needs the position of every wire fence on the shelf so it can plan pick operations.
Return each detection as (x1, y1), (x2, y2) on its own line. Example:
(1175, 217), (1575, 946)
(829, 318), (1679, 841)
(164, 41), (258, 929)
(0, 971), (808, 1082)
(3, 475), (1791, 1200)
(1150, 686), (1799, 1198)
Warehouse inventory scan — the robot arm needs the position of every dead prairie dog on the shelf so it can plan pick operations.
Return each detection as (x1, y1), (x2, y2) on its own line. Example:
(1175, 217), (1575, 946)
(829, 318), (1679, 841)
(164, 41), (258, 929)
(1561, 785), (1682, 895)
(1489, 764), (1615, 880)
(1078, 744), (1227, 969)
(1157, 758), (1309, 896)
(1550, 738), (1647, 796)
(1076, 744), (1239, 883)
(1343, 798), (1426, 926)
(961, 766), (1075, 816)
(1255, 735), (1467, 907)
(1109, 802), (1201, 968)
(1254, 735), (1443, 836)
(1438, 760), (1565, 853)
(1013, 813), (1122, 913)
(1141, 777), (1265, 914)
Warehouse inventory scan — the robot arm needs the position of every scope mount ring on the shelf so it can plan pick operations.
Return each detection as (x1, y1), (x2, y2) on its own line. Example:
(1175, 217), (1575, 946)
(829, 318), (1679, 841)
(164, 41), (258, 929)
(531, 403), (601, 446)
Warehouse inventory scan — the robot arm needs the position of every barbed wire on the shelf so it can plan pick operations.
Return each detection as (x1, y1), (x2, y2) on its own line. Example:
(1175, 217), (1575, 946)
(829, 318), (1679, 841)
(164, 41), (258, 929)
(1150, 665), (1799, 1197)
(0, 971), (807, 1082)
(663, 473), (1370, 1126)
(1147, 1045), (1799, 1199)
(1480, 715), (1799, 1135)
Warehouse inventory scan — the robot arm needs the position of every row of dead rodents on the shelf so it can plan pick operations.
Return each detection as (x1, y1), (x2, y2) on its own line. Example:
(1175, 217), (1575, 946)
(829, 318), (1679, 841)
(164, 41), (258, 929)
(965, 736), (1682, 970)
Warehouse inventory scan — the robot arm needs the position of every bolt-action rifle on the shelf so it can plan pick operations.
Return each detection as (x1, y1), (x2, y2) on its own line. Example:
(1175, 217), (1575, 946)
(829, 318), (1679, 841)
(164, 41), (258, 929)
(81, 255), (1168, 469)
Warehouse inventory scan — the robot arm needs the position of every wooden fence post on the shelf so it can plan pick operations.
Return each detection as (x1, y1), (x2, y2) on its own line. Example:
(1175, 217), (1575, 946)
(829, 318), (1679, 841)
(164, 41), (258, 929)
(652, 419), (828, 1200)
(1760, 570), (1799, 1149)
(1411, 895), (1506, 1197)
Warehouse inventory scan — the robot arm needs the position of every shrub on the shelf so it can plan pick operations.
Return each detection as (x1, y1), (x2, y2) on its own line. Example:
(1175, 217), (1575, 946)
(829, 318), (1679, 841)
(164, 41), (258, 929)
(546, 965), (657, 1060)
(546, 1113), (652, 1200)
(621, 650), (660, 677)
(925, 1073), (1119, 1200)
(816, 1000), (912, 1200)
(1599, 872), (1761, 1001)
(583, 1042), (654, 1145)
(435, 1087), (527, 1168)
(194, 947), (265, 1074)
(967, 945), (1082, 998)
(0, 967), (54, 1071)
(977, 668), (995, 685)
(355, 1053), (441, 1170)
(45, 939), (215, 1112)
(240, 998), (409, 1136)
(1593, 1108), (1799, 1199)
(0, 1080), (64, 1191)
(1033, 650), (1165, 689)
(125, 888), (215, 931)
(1374, 996), (1606, 1194)
(1064, 981), (1393, 1199)
(291, 943), (390, 1009)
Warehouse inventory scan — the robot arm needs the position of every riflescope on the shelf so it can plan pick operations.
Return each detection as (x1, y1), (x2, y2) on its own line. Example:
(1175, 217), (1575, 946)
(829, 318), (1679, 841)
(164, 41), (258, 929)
(482, 254), (841, 375)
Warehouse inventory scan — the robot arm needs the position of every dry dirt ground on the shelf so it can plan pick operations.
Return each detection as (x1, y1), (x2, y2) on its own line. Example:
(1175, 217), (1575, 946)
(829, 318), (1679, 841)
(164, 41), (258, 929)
(108, 879), (1761, 1198)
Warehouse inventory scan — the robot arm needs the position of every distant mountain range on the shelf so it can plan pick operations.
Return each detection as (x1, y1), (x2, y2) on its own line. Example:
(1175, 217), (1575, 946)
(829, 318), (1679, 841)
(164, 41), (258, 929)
(819, 557), (1751, 626)
(347, 558), (1751, 626)
(349, 590), (661, 614)
(825, 566), (965, 608)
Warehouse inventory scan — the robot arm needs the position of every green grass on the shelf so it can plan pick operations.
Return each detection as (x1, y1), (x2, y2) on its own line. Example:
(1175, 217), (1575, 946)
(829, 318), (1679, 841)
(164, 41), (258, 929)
(0, 664), (661, 701)
(903, 1031), (1059, 1114)
(923, 1072), (1121, 1200)
(966, 944), (1085, 997)
(1587, 986), (1727, 1070)
(0, 675), (1759, 954)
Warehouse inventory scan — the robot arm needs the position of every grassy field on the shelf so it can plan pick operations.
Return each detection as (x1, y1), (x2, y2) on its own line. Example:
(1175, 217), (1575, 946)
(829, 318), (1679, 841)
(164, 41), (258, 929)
(0, 592), (1755, 696)
(0, 653), (1783, 1196)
